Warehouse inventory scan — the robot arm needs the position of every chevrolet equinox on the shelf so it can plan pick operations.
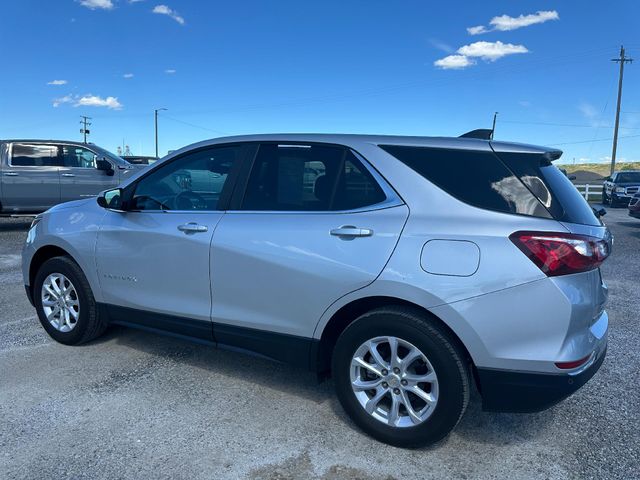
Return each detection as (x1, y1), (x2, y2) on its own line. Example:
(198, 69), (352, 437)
(22, 133), (610, 447)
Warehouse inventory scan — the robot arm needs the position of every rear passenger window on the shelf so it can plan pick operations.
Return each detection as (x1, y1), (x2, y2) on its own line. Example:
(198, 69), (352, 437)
(379, 145), (551, 218)
(241, 144), (386, 211)
(11, 144), (60, 166)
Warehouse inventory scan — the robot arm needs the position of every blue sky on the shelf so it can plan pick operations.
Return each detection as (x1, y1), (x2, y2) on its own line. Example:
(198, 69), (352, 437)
(1, 1), (639, 163)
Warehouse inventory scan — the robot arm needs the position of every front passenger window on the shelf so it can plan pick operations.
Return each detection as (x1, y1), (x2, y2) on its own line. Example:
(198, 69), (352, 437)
(131, 146), (241, 211)
(62, 146), (97, 169)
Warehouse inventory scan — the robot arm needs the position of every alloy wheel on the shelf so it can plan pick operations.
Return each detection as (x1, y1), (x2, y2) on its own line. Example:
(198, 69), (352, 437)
(350, 336), (439, 428)
(41, 273), (80, 333)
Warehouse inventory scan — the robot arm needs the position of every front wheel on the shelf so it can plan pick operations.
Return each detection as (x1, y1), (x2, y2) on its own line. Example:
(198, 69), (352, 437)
(33, 256), (107, 345)
(332, 306), (470, 447)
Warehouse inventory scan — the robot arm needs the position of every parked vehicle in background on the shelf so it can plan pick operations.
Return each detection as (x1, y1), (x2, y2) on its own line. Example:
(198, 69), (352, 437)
(122, 155), (158, 165)
(0, 140), (144, 214)
(628, 191), (640, 218)
(22, 133), (611, 447)
(602, 170), (640, 206)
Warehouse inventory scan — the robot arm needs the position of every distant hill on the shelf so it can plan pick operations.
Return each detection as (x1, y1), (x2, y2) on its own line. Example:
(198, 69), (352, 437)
(563, 162), (640, 180)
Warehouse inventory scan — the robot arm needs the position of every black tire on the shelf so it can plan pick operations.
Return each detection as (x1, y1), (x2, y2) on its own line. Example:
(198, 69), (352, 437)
(332, 306), (470, 448)
(33, 256), (107, 345)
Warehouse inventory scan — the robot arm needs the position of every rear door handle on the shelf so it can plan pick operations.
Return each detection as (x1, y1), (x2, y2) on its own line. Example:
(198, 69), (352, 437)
(177, 222), (208, 234)
(330, 225), (374, 238)
(3, 172), (18, 176)
(61, 173), (75, 177)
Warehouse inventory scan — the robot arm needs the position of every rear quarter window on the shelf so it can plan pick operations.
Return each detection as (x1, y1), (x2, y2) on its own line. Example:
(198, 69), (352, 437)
(379, 145), (551, 218)
(495, 152), (600, 226)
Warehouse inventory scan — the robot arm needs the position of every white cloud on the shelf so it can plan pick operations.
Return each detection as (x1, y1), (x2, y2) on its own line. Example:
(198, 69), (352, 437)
(579, 102), (598, 119)
(76, 95), (122, 109)
(518, 100), (531, 107)
(78, 0), (114, 10)
(52, 94), (122, 109)
(53, 95), (74, 107)
(467, 25), (487, 35)
(457, 41), (528, 61)
(123, 73), (134, 78)
(152, 5), (185, 25)
(434, 41), (528, 69)
(429, 38), (454, 54)
(468, 10), (559, 35)
(165, 69), (176, 74)
(491, 11), (559, 32)
(47, 79), (68, 86)
(434, 55), (475, 70)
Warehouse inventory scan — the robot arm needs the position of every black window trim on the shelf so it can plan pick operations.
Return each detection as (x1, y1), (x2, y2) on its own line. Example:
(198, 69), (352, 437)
(120, 142), (253, 213)
(227, 140), (403, 214)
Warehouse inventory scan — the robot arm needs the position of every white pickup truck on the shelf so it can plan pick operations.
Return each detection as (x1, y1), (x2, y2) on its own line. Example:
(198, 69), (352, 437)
(0, 139), (145, 214)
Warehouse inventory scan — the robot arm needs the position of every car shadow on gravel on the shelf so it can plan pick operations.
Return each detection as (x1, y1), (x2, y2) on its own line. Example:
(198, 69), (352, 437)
(98, 324), (334, 404)
(0, 220), (31, 232)
(87, 325), (556, 447)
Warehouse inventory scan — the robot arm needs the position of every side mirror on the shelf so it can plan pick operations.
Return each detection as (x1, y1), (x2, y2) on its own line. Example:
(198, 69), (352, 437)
(97, 188), (124, 210)
(592, 206), (607, 218)
(96, 158), (115, 176)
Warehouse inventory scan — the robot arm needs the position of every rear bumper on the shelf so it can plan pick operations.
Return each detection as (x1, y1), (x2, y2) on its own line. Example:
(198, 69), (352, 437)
(477, 345), (607, 413)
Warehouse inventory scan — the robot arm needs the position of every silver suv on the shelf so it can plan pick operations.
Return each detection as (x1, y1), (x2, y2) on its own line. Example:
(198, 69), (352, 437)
(22, 133), (610, 447)
(0, 140), (142, 214)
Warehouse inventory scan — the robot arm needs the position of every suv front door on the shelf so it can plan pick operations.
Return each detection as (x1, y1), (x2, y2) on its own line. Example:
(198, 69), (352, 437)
(60, 144), (119, 202)
(95, 144), (248, 340)
(2, 143), (60, 212)
(210, 143), (409, 360)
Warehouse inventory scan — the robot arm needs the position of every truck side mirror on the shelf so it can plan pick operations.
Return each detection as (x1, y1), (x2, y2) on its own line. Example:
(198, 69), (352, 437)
(96, 158), (115, 176)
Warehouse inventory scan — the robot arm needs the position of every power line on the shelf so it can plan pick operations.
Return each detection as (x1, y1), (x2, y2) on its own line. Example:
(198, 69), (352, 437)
(549, 133), (640, 146)
(501, 120), (640, 129)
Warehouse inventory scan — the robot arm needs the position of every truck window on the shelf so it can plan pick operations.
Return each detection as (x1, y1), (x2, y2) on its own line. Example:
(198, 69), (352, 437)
(11, 144), (60, 166)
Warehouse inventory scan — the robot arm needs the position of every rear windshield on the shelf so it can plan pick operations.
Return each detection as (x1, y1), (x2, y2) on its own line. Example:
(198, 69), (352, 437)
(495, 152), (600, 226)
(616, 172), (640, 183)
(379, 145), (551, 219)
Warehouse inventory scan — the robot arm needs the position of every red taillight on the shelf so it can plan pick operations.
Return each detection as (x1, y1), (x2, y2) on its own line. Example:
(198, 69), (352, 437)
(555, 354), (592, 370)
(509, 231), (610, 277)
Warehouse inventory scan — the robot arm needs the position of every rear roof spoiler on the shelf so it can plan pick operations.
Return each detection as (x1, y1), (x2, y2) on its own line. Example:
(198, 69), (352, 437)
(459, 129), (493, 140)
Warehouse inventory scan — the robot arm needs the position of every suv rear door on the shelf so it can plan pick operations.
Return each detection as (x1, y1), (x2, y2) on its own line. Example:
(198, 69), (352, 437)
(209, 142), (408, 361)
(1, 143), (60, 212)
(59, 144), (119, 202)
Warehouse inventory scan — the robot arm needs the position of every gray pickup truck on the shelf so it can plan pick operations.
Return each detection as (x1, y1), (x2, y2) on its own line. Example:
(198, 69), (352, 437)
(0, 140), (144, 214)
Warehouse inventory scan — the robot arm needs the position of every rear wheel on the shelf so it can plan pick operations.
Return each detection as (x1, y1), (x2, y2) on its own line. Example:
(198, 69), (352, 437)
(34, 256), (107, 345)
(332, 306), (470, 447)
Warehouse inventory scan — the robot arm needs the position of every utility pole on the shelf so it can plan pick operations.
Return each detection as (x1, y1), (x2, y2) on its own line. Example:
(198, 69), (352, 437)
(80, 116), (92, 143)
(154, 108), (167, 158)
(610, 45), (633, 176)
(491, 112), (498, 139)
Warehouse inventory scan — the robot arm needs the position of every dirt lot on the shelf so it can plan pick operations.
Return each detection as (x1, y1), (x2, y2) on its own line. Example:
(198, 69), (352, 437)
(1, 208), (639, 479)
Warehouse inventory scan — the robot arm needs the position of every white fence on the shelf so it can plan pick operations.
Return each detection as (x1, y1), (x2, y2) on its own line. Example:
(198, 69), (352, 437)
(574, 184), (602, 202)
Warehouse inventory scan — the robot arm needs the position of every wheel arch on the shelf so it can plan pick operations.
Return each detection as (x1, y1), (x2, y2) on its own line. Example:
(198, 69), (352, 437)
(314, 295), (478, 384)
(29, 245), (76, 296)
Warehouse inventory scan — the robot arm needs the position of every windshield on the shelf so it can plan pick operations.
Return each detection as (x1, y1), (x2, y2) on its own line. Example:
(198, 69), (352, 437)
(616, 172), (640, 183)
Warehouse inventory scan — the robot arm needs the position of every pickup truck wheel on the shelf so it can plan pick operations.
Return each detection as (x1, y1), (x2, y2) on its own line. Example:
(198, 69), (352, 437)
(332, 306), (470, 448)
(33, 256), (107, 345)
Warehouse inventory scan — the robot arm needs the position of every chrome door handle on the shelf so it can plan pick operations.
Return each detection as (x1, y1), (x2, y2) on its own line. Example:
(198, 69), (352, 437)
(61, 173), (75, 177)
(177, 222), (208, 234)
(3, 172), (18, 176)
(330, 225), (374, 238)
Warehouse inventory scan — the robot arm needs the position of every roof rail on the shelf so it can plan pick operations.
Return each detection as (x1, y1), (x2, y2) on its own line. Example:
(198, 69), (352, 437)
(459, 129), (493, 140)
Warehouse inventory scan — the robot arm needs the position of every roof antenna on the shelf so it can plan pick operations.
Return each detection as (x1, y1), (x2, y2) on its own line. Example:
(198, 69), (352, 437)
(491, 112), (498, 140)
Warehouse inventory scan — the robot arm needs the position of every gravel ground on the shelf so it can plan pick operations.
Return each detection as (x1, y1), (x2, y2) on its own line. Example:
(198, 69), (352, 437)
(1, 209), (639, 480)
